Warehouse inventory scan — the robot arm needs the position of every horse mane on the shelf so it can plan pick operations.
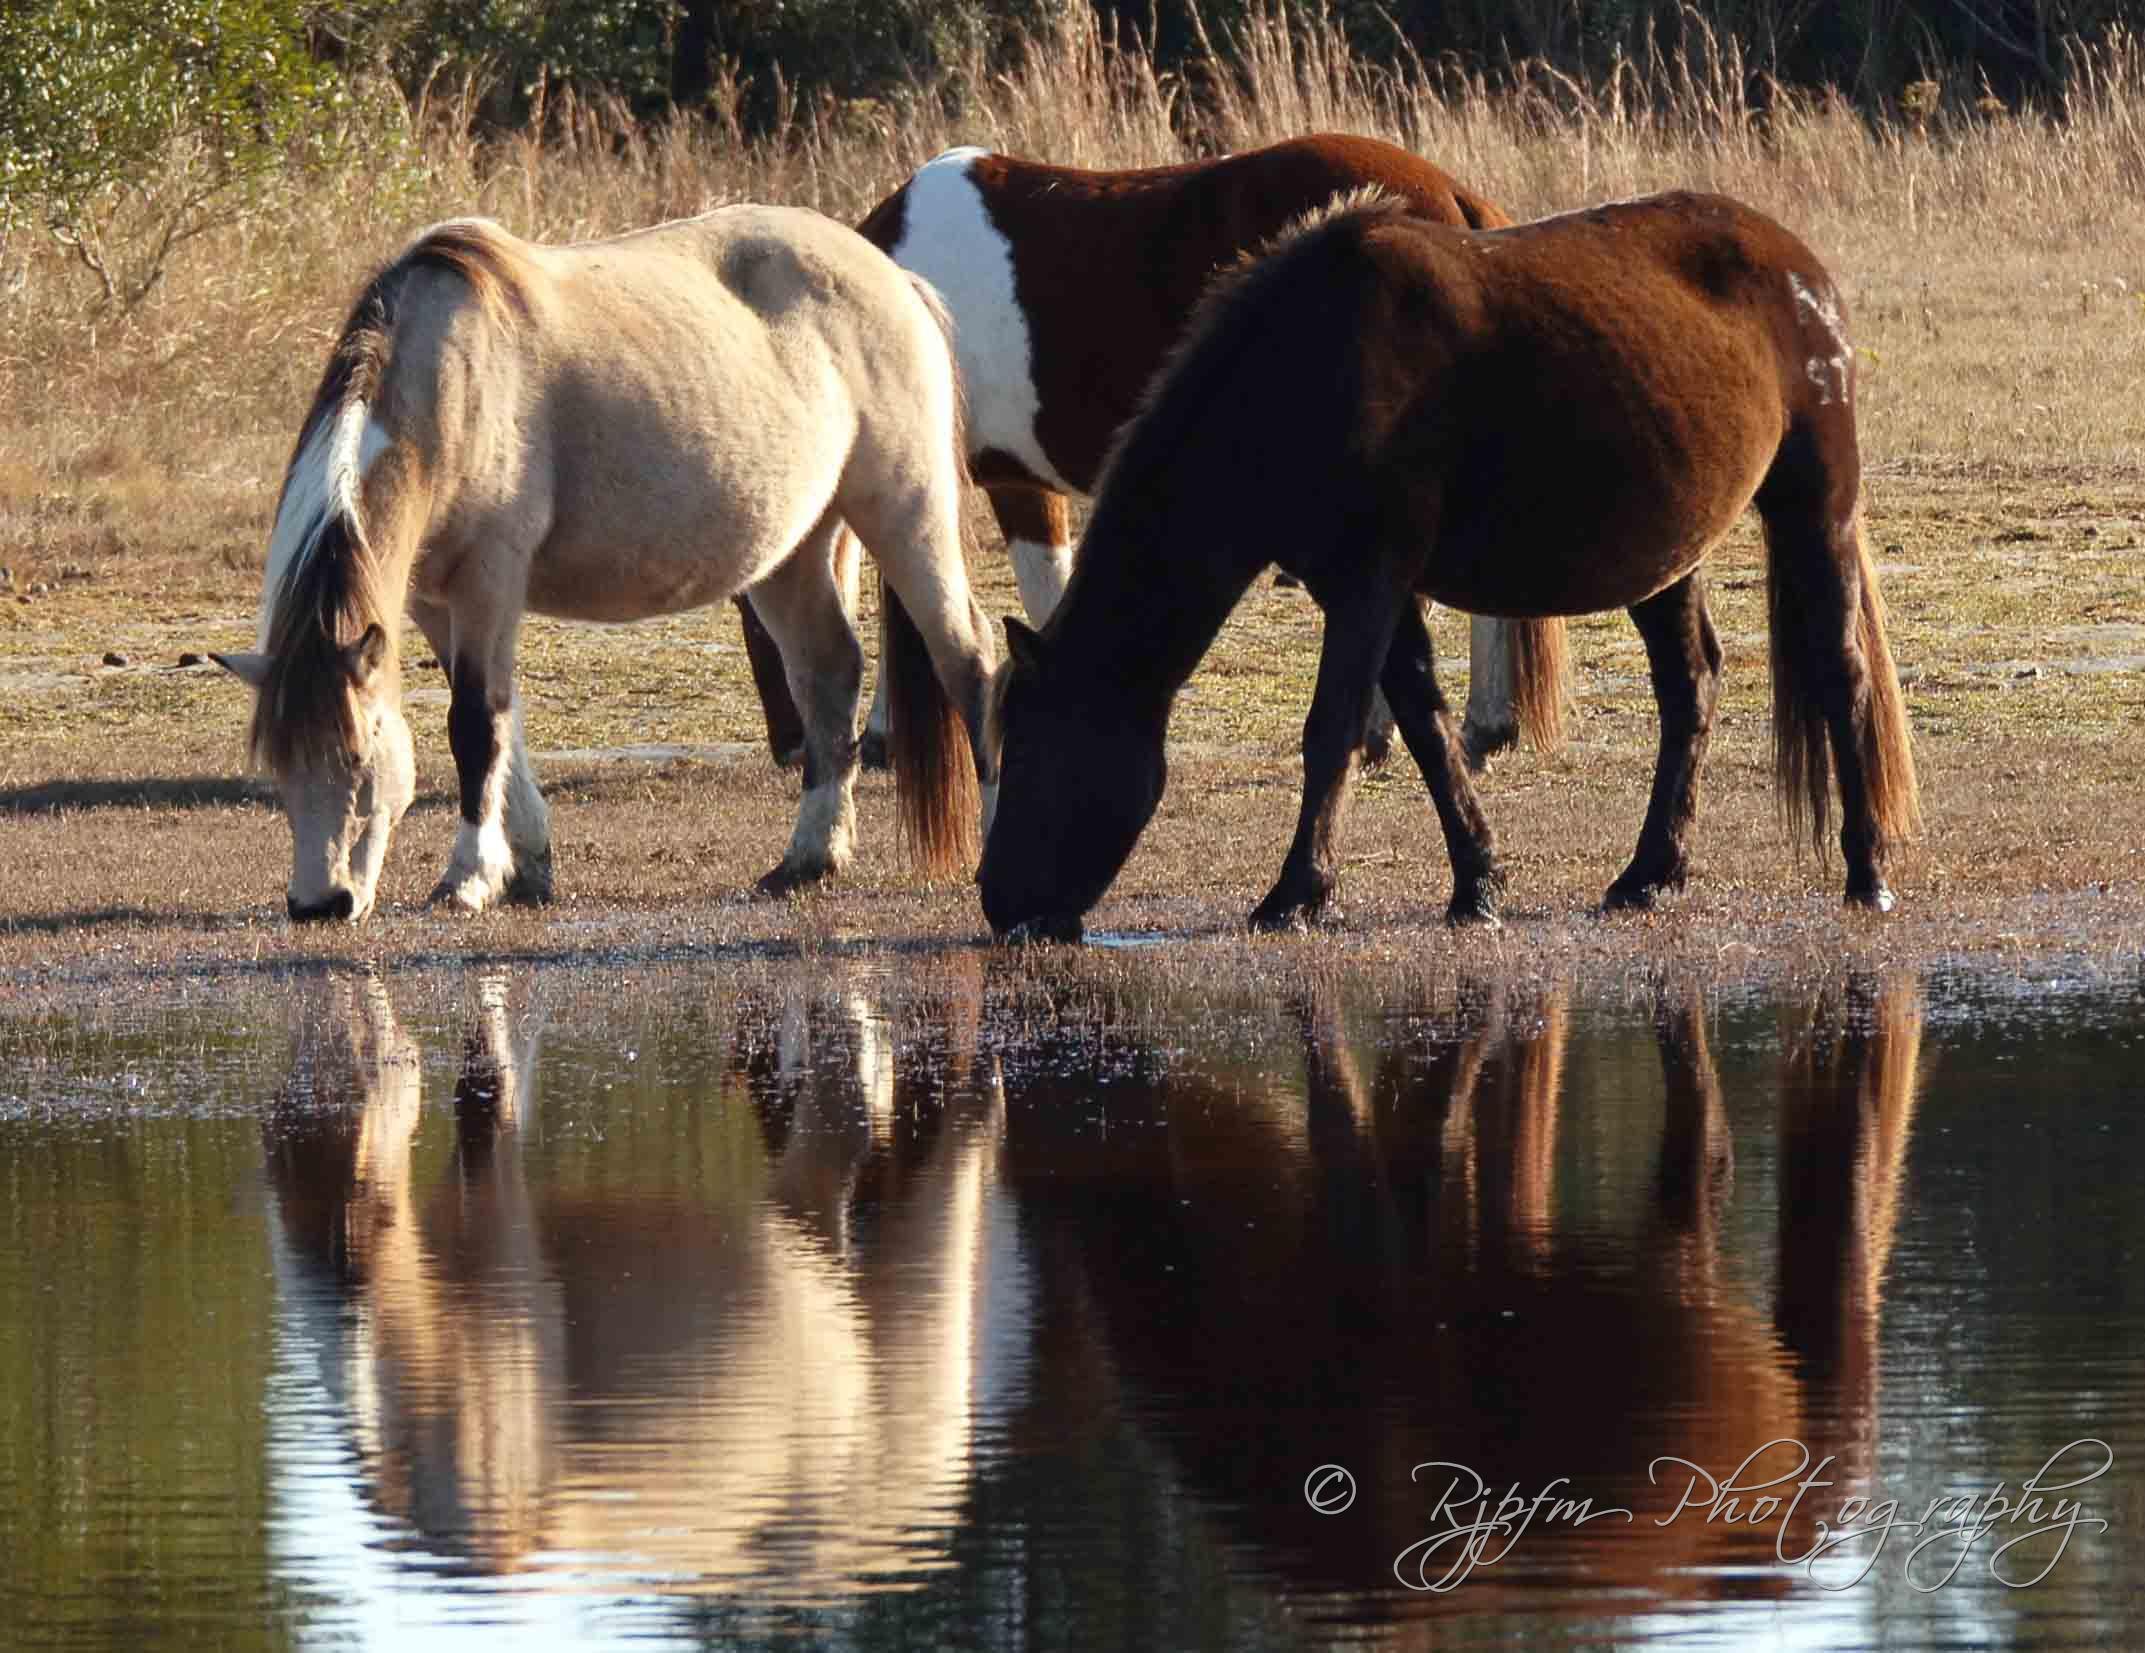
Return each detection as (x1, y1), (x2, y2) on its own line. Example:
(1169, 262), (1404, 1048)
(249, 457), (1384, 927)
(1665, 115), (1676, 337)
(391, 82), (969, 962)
(1083, 187), (1406, 531)
(252, 219), (534, 772)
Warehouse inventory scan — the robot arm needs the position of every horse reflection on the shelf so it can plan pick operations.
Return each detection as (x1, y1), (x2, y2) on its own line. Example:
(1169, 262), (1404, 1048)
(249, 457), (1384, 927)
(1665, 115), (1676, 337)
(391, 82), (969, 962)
(1001, 972), (1924, 1622)
(264, 963), (1013, 1593)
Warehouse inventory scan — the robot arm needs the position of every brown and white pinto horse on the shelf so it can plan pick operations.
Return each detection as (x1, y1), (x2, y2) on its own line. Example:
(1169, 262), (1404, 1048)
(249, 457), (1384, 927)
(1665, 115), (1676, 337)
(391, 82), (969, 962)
(214, 205), (997, 921)
(735, 134), (1566, 771)
(980, 192), (1921, 940)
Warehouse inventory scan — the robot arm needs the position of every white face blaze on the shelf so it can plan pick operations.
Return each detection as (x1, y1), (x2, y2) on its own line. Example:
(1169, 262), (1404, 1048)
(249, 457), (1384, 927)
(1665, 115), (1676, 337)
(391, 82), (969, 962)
(279, 692), (417, 921)
(888, 148), (1073, 492)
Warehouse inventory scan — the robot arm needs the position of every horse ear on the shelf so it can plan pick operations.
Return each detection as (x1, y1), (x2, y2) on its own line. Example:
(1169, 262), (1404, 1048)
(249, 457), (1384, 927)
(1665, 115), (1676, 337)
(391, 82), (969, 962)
(1004, 617), (1047, 673)
(210, 651), (274, 689)
(346, 624), (390, 688)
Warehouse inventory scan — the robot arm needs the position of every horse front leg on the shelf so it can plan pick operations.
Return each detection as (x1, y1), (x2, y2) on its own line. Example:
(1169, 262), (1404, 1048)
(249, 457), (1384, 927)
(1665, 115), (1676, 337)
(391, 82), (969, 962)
(748, 515), (864, 895)
(1379, 598), (1505, 924)
(1605, 572), (1721, 911)
(1250, 585), (1401, 932)
(412, 599), (551, 914)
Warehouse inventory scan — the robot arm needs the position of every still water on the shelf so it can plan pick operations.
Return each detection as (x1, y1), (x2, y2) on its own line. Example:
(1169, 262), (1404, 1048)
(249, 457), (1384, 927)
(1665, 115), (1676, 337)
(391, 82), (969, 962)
(1, 954), (2139, 1650)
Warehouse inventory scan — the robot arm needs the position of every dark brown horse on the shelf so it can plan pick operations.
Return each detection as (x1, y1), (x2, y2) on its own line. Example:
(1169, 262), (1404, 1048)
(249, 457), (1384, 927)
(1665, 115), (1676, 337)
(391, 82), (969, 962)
(736, 135), (1566, 772)
(980, 191), (1921, 940)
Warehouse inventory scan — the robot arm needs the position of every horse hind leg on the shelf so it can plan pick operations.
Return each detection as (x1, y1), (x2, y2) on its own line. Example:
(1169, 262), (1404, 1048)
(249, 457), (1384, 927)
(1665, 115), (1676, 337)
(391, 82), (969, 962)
(734, 595), (807, 769)
(1604, 573), (1722, 912)
(846, 472), (996, 878)
(859, 483), (1067, 773)
(747, 512), (865, 894)
(1379, 597), (1505, 925)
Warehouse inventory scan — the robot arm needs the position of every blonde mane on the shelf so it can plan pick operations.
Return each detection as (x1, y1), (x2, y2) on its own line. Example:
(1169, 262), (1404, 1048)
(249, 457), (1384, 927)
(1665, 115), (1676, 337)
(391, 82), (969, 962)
(253, 220), (536, 772)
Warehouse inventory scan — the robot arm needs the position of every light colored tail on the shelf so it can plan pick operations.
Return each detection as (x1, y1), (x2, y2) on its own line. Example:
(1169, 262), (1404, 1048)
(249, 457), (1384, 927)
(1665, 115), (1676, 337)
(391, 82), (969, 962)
(1507, 617), (1570, 752)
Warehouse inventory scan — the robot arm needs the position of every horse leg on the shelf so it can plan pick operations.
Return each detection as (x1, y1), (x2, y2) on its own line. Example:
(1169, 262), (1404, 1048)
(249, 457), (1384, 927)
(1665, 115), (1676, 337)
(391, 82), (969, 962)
(1378, 597), (1505, 924)
(1249, 585), (1400, 931)
(859, 483), (1068, 775)
(747, 513), (865, 894)
(985, 484), (1071, 623)
(734, 595), (806, 769)
(1460, 616), (1517, 768)
(1604, 573), (1721, 911)
(418, 597), (550, 913)
(849, 489), (998, 862)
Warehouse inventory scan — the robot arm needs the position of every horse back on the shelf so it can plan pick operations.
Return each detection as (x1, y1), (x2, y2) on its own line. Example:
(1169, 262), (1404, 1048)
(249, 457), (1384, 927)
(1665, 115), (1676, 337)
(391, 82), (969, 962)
(859, 135), (1511, 492)
(1235, 194), (1857, 616)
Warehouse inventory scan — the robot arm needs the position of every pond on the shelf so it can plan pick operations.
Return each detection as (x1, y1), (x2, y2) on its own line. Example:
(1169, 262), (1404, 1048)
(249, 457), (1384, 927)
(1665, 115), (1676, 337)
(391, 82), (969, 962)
(2, 953), (2139, 1649)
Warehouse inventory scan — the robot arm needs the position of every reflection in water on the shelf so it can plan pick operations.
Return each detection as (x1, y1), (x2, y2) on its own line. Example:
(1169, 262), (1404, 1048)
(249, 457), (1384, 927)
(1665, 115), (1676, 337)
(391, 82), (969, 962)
(1000, 972), (1924, 1626)
(263, 965), (1021, 1626)
(224, 958), (2145, 1648)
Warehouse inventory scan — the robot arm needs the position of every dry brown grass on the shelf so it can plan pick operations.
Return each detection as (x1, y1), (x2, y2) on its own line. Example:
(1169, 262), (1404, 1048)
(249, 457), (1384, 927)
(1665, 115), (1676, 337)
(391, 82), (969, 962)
(3, 9), (2144, 1004)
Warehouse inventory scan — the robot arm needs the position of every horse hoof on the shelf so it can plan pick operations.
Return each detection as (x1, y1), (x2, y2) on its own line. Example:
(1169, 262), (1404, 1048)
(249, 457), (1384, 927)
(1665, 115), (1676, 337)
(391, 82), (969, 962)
(504, 853), (554, 906)
(1445, 889), (1503, 928)
(755, 860), (830, 898)
(1359, 723), (1396, 772)
(1846, 880), (1897, 914)
(427, 876), (494, 914)
(771, 742), (805, 771)
(857, 729), (890, 772)
(1461, 721), (1516, 774)
(1248, 893), (1333, 933)
(1601, 882), (1661, 914)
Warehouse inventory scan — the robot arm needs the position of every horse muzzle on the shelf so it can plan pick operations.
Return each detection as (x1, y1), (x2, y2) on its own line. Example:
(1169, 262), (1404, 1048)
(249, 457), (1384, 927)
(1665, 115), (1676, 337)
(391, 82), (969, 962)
(995, 912), (1085, 946)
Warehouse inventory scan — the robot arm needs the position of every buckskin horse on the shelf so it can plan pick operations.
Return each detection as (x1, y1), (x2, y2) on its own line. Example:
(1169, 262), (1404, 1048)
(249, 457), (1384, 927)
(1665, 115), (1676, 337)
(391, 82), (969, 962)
(735, 134), (1566, 772)
(214, 205), (997, 922)
(979, 192), (1920, 940)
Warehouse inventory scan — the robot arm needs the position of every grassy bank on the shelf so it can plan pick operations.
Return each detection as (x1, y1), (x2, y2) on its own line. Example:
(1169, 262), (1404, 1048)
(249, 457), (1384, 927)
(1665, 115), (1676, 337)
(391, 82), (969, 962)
(2, 9), (2142, 995)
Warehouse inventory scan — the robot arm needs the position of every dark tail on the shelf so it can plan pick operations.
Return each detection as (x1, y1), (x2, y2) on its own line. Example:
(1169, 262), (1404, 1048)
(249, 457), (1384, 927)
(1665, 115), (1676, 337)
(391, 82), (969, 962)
(1767, 517), (1921, 852)
(1507, 617), (1570, 752)
(884, 590), (982, 878)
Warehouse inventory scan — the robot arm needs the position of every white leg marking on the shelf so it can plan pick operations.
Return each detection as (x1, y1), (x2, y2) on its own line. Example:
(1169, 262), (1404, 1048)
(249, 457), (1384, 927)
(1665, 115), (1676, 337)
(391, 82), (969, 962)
(1007, 537), (1073, 623)
(889, 152), (1072, 491)
(500, 702), (549, 859)
(785, 777), (858, 876)
(442, 709), (516, 911)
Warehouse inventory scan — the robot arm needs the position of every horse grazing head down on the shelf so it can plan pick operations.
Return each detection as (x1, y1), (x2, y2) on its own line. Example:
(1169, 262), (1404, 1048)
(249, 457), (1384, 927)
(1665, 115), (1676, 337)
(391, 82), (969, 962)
(214, 623), (416, 922)
(979, 618), (1165, 943)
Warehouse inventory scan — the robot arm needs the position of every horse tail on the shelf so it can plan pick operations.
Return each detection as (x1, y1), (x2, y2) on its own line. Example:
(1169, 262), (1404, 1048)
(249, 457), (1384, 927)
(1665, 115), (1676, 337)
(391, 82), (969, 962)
(1766, 515), (1921, 852)
(885, 267), (982, 879)
(884, 586), (981, 878)
(1507, 617), (1570, 752)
